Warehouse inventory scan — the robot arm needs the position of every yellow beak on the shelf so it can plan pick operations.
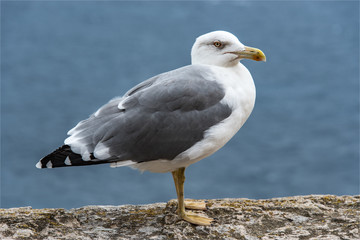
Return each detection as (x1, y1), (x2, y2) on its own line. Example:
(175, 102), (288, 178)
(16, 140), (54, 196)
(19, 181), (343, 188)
(236, 46), (266, 62)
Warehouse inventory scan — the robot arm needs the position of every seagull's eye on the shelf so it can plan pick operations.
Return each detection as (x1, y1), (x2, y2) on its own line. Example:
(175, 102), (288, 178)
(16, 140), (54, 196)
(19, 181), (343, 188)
(213, 41), (223, 48)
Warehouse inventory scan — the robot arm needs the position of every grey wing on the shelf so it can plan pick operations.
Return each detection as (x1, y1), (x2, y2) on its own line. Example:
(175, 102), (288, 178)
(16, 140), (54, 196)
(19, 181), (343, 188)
(65, 65), (232, 163)
(63, 76), (160, 158)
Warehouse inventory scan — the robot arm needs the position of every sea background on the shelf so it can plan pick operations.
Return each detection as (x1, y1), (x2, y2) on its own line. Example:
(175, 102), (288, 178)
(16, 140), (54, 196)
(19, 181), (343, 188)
(1, 1), (359, 209)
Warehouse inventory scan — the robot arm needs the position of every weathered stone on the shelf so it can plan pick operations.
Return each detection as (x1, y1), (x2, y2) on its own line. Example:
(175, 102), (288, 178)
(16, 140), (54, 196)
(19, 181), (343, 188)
(0, 195), (358, 239)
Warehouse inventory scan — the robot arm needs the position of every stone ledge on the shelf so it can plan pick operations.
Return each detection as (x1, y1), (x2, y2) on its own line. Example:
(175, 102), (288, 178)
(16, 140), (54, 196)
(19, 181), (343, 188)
(0, 195), (359, 239)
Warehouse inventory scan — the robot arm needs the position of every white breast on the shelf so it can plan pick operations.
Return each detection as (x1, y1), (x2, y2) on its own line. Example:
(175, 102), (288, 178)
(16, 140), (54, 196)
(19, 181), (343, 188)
(179, 64), (255, 161)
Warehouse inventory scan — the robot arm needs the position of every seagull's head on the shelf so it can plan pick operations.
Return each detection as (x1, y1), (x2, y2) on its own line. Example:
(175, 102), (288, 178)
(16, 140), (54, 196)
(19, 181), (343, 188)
(191, 31), (266, 67)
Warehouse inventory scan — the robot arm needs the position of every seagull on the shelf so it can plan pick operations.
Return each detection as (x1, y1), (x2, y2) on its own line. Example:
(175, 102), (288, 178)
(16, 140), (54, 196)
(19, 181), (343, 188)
(37, 31), (266, 226)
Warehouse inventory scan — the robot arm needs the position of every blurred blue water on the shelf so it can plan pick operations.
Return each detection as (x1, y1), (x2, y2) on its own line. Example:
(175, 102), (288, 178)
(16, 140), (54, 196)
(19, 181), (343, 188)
(1, 1), (359, 209)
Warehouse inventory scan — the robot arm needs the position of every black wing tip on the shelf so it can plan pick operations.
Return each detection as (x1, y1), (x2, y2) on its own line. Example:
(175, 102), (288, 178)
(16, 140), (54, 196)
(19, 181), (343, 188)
(37, 145), (80, 169)
(37, 145), (111, 169)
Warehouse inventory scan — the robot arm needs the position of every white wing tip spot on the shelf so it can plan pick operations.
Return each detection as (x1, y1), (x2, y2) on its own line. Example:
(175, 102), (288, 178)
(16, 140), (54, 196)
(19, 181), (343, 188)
(36, 161), (42, 169)
(64, 156), (72, 165)
(46, 161), (53, 168)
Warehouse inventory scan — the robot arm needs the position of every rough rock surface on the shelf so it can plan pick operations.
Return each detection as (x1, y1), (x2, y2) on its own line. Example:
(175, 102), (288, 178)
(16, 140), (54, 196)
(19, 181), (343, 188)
(0, 195), (359, 240)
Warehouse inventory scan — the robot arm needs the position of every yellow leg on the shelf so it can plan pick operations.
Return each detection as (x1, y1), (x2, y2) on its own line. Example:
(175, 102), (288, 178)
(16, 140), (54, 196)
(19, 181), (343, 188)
(171, 168), (213, 226)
